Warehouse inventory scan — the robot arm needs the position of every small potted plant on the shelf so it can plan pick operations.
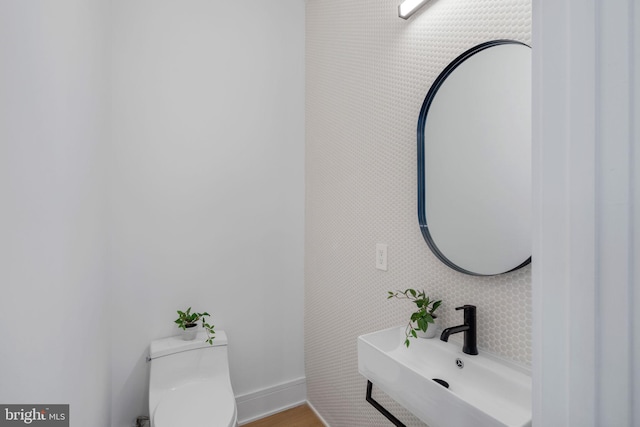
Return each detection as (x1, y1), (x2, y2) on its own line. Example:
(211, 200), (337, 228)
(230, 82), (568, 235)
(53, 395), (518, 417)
(387, 289), (442, 347)
(174, 307), (216, 344)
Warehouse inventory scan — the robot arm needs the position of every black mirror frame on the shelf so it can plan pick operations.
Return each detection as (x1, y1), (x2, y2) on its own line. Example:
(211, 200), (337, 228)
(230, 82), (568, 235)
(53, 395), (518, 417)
(417, 39), (532, 276)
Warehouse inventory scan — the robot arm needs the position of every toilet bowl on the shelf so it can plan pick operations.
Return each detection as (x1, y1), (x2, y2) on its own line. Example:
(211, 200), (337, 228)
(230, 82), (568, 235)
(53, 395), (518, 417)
(148, 330), (238, 427)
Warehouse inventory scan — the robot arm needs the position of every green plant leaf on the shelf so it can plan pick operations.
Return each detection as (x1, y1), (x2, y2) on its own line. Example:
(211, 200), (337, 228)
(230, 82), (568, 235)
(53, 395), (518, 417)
(430, 300), (442, 313)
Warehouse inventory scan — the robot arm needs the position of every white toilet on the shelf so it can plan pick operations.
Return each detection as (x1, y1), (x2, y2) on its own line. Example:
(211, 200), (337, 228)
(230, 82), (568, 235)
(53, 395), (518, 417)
(148, 330), (238, 427)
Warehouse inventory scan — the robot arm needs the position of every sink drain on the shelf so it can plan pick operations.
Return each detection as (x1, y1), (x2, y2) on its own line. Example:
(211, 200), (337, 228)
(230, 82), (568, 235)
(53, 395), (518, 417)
(432, 378), (449, 389)
(456, 358), (464, 369)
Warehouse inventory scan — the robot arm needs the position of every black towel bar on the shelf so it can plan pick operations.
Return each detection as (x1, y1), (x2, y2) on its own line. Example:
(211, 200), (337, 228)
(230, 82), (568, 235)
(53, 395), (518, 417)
(365, 380), (407, 427)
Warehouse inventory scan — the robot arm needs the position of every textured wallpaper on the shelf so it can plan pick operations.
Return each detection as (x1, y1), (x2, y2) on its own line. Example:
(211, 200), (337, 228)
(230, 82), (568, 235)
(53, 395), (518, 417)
(305, 0), (532, 425)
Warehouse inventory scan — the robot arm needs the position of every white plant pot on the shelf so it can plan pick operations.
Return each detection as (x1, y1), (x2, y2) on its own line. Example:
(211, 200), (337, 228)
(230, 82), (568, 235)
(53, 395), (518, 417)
(182, 324), (199, 341)
(415, 316), (439, 339)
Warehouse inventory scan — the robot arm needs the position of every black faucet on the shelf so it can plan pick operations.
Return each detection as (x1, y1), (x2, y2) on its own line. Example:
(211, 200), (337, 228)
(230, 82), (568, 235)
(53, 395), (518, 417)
(440, 305), (478, 355)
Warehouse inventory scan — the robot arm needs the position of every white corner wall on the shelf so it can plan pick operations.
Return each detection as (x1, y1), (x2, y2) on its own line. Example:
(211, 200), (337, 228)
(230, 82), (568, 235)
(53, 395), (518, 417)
(109, 1), (305, 426)
(0, 0), (111, 424)
(533, 0), (640, 425)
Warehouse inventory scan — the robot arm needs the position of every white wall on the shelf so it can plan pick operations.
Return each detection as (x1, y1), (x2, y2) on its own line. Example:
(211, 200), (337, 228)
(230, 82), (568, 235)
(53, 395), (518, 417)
(109, 1), (305, 425)
(0, 1), (304, 425)
(0, 0), (111, 424)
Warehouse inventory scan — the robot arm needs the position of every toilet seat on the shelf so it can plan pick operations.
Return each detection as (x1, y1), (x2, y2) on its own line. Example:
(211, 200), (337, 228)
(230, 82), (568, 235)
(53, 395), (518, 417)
(153, 381), (236, 427)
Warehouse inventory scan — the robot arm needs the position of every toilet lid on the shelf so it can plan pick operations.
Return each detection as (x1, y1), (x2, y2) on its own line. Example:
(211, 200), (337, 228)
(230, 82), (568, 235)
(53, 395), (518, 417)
(153, 381), (236, 427)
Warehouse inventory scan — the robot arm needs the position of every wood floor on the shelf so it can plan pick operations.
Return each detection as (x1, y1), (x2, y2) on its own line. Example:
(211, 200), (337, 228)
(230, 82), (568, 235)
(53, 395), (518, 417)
(243, 404), (324, 427)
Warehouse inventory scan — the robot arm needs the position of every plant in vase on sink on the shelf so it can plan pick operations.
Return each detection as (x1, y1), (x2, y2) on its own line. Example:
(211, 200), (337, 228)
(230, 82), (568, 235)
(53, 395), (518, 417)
(174, 307), (216, 344)
(387, 289), (442, 347)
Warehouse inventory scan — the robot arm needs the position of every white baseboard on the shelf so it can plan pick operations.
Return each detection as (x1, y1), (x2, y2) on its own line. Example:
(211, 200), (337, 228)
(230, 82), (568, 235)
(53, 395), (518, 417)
(236, 377), (307, 425)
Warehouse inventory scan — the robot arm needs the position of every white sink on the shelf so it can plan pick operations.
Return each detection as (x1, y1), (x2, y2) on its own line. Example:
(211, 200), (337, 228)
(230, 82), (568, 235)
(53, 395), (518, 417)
(358, 327), (531, 427)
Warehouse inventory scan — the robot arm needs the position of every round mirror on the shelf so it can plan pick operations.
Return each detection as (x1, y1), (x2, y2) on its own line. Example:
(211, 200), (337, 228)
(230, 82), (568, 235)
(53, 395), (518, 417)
(417, 40), (531, 276)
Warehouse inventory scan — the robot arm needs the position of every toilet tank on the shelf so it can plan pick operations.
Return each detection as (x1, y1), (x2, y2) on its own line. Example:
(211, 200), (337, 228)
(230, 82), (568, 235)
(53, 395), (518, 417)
(149, 331), (231, 400)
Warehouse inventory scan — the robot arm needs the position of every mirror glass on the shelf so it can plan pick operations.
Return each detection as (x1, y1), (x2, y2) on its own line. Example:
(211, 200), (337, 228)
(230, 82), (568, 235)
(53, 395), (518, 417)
(418, 40), (531, 276)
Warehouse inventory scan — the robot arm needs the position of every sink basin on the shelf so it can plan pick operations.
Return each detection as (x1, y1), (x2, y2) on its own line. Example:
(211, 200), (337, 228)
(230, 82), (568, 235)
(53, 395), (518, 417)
(358, 327), (531, 427)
